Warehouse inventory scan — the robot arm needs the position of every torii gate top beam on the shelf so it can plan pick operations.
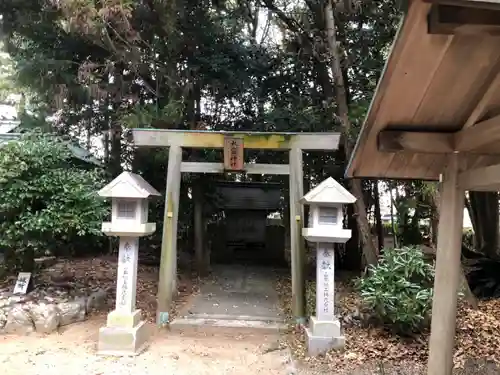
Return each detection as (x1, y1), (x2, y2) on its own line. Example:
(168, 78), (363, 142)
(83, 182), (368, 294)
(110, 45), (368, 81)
(132, 129), (341, 151)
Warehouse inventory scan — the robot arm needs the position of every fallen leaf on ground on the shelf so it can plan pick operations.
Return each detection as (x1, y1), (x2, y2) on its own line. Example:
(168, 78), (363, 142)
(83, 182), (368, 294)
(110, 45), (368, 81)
(276, 273), (500, 374)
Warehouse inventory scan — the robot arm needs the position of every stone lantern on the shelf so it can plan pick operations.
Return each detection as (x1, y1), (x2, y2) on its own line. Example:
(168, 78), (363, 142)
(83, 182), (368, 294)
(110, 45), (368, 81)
(300, 177), (356, 356)
(97, 171), (161, 356)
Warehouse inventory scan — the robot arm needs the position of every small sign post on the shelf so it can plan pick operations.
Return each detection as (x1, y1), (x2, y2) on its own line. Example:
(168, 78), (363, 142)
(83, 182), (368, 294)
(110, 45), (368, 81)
(224, 136), (244, 171)
(13, 272), (32, 295)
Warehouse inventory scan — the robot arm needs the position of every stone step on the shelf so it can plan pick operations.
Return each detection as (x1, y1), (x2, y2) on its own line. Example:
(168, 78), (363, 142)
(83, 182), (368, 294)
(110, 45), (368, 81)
(185, 313), (284, 322)
(169, 315), (287, 338)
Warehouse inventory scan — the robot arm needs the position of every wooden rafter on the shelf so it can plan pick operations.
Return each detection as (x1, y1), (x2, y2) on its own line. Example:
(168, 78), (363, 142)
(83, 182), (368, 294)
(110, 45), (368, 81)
(463, 70), (500, 129)
(377, 131), (454, 153)
(454, 113), (500, 151)
(378, 114), (500, 154)
(424, 0), (500, 10)
(428, 3), (500, 35)
(458, 163), (500, 190)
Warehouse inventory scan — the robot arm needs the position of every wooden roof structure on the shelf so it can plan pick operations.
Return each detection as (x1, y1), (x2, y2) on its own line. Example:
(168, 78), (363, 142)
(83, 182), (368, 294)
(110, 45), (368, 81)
(346, 2), (500, 374)
(346, 0), (500, 186)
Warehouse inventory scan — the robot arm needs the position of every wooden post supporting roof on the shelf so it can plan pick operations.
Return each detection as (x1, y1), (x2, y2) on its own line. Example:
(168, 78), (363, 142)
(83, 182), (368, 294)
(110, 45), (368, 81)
(427, 155), (464, 375)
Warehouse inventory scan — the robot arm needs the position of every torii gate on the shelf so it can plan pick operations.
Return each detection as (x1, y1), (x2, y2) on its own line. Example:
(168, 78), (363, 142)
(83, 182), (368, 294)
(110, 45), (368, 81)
(346, 1), (500, 374)
(131, 129), (341, 325)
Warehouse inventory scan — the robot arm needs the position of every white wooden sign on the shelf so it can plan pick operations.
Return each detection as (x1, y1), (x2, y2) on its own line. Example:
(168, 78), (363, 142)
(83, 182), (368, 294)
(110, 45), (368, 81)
(115, 237), (139, 313)
(316, 244), (335, 321)
(13, 272), (32, 295)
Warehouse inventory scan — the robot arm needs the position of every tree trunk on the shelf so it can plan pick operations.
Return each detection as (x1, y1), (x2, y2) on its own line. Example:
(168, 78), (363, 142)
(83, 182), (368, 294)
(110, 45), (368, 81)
(394, 184), (401, 246)
(343, 203), (362, 270)
(389, 183), (398, 248)
(283, 187), (292, 265)
(468, 191), (499, 258)
(429, 183), (439, 246)
(22, 247), (35, 273)
(103, 130), (110, 165)
(373, 182), (384, 251)
(109, 106), (122, 178)
(324, 1), (378, 266)
(193, 182), (208, 276)
(110, 129), (121, 176)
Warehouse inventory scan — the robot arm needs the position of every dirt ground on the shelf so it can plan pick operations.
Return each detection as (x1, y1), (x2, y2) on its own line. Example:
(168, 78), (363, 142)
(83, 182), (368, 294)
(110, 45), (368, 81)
(0, 317), (296, 375)
(4, 257), (500, 375)
(0, 257), (298, 375)
(276, 274), (500, 375)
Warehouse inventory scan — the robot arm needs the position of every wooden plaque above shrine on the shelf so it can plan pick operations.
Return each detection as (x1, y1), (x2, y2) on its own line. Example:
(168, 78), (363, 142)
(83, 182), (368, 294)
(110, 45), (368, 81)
(223, 136), (244, 171)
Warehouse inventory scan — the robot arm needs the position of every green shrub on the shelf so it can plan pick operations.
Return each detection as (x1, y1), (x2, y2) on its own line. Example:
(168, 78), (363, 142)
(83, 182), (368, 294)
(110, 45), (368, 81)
(0, 132), (108, 272)
(356, 246), (434, 335)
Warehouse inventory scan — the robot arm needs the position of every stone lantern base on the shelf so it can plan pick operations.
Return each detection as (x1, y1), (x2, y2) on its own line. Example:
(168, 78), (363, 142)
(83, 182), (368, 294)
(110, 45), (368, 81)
(97, 309), (149, 356)
(305, 317), (345, 356)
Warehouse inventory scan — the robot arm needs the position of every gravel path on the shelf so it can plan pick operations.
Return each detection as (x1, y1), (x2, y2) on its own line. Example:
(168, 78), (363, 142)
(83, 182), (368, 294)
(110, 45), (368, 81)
(0, 317), (296, 375)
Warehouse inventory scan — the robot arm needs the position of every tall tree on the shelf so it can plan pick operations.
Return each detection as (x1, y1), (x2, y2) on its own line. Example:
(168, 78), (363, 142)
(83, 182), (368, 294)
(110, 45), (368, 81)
(324, 1), (377, 265)
(1, 0), (401, 268)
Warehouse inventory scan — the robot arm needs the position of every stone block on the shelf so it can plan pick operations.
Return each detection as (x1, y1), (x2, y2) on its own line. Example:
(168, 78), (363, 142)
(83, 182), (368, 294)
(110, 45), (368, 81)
(3, 305), (35, 335)
(309, 316), (341, 338)
(106, 309), (142, 329)
(30, 303), (60, 333)
(57, 298), (86, 326)
(305, 327), (345, 356)
(97, 320), (149, 356)
(86, 289), (107, 312)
